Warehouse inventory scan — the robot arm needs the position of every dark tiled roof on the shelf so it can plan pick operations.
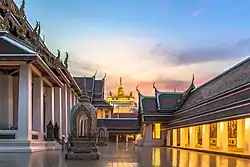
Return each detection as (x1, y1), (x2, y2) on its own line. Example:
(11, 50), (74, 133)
(97, 119), (140, 131)
(74, 76), (112, 108)
(111, 113), (137, 118)
(94, 80), (103, 92)
(140, 97), (158, 115)
(92, 99), (112, 108)
(157, 92), (183, 110)
(0, 36), (31, 54)
(181, 57), (250, 110)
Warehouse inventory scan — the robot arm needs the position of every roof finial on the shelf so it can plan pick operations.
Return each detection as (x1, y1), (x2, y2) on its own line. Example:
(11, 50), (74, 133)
(93, 70), (97, 78)
(119, 77), (122, 87)
(153, 82), (158, 92)
(192, 73), (195, 85)
(136, 85), (140, 93)
(102, 73), (107, 80)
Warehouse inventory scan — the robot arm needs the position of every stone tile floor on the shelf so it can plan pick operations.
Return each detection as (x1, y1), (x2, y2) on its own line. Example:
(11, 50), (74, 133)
(1, 143), (250, 167)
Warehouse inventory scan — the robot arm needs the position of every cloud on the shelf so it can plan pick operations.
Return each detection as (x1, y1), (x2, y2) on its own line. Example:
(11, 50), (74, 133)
(65, 33), (247, 97)
(152, 38), (250, 65)
(192, 8), (204, 17)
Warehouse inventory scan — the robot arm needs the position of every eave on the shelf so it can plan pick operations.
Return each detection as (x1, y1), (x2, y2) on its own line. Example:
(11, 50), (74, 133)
(62, 69), (82, 96)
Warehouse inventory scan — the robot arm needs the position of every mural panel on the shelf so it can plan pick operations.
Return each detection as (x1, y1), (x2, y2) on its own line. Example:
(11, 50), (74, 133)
(228, 120), (237, 147)
(197, 126), (202, 146)
(209, 123), (217, 146)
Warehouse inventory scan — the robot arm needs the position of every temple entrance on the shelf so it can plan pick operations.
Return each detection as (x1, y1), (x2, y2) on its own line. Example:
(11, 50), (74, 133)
(228, 120), (237, 148)
(76, 112), (89, 137)
(70, 93), (97, 138)
(210, 123), (217, 147)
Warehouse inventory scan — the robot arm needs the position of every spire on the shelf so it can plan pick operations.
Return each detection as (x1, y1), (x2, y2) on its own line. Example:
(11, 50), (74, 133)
(79, 76), (90, 103)
(119, 77), (122, 87)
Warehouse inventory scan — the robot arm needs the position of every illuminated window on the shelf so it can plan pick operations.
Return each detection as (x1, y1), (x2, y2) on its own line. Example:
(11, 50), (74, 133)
(104, 110), (109, 118)
(97, 109), (102, 119)
(152, 123), (161, 139)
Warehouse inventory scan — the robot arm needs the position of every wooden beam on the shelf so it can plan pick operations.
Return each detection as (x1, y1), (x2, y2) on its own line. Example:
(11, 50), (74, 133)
(30, 64), (42, 77)
(0, 61), (26, 66)
(43, 77), (53, 87)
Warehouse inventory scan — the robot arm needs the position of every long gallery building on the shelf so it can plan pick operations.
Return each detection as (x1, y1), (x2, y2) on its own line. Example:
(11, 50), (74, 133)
(136, 57), (250, 156)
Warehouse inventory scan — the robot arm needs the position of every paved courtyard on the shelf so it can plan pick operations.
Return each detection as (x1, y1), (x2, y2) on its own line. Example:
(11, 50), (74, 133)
(0, 143), (250, 167)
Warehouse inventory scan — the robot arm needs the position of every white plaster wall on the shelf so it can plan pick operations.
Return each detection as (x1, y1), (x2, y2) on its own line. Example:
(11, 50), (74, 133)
(0, 74), (13, 127)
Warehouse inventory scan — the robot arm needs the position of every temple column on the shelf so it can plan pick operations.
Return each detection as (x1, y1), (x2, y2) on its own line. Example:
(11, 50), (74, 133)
(0, 75), (13, 127)
(16, 64), (32, 140)
(172, 129), (177, 147)
(61, 84), (68, 138)
(32, 77), (44, 140)
(218, 121), (228, 151)
(237, 119), (244, 150)
(45, 87), (55, 125)
(54, 87), (62, 138)
(166, 130), (171, 146)
(190, 126), (197, 148)
(244, 118), (250, 154)
(180, 128), (187, 147)
(202, 124), (210, 150)
(217, 123), (220, 149)
(116, 135), (119, 143)
(71, 90), (75, 106)
(67, 86), (72, 133)
(75, 95), (78, 103)
(126, 135), (129, 143)
(13, 76), (19, 127)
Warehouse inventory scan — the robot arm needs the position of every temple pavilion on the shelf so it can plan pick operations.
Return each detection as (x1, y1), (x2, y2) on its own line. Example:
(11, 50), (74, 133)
(104, 77), (140, 142)
(0, 0), (82, 152)
(136, 57), (250, 157)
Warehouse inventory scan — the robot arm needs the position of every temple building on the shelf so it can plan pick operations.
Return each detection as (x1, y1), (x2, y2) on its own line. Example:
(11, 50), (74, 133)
(0, 0), (82, 152)
(74, 74), (113, 119)
(136, 57), (250, 157)
(98, 77), (140, 142)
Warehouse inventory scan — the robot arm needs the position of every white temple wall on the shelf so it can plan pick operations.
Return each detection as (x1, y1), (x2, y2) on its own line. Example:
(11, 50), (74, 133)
(0, 74), (14, 128)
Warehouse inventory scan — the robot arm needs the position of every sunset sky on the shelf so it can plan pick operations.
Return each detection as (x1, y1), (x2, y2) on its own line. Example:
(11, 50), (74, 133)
(17, 0), (250, 96)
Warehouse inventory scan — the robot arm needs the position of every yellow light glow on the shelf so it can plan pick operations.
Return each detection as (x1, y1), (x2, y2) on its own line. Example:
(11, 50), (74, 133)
(152, 148), (161, 166)
(245, 118), (250, 129)
(220, 122), (224, 131)
(135, 134), (141, 140)
(153, 123), (161, 139)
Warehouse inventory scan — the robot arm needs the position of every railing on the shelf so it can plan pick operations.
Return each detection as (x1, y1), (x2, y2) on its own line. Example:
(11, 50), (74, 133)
(0, 123), (17, 130)
(0, 124), (17, 139)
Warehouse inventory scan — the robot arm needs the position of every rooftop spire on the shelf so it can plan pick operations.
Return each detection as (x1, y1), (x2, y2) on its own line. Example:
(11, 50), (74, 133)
(119, 77), (122, 87)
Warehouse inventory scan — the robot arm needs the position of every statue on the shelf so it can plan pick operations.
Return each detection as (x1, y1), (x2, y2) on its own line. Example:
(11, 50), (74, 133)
(64, 52), (68, 69)
(65, 78), (100, 160)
